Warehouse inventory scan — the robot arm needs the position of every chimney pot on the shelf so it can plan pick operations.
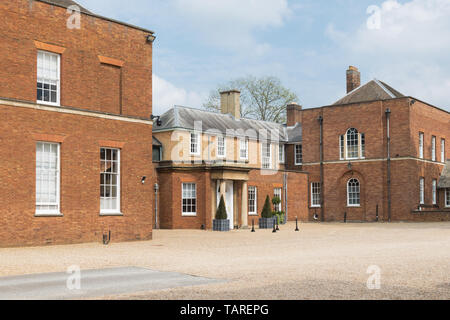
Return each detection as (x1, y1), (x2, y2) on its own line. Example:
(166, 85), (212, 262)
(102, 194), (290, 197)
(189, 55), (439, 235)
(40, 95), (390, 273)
(346, 66), (361, 93)
(286, 102), (302, 126)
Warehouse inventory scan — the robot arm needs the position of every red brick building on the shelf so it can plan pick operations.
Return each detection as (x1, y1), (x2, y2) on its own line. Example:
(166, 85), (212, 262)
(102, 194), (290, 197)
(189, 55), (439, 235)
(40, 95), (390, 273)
(153, 67), (450, 228)
(0, 0), (156, 247)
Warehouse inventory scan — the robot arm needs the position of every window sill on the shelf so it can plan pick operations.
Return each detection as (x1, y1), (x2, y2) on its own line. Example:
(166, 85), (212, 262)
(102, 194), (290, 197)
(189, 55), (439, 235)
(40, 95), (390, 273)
(310, 206), (321, 209)
(100, 212), (123, 216)
(182, 213), (197, 217)
(37, 100), (60, 107)
(35, 212), (63, 217)
(249, 213), (258, 216)
(347, 205), (361, 208)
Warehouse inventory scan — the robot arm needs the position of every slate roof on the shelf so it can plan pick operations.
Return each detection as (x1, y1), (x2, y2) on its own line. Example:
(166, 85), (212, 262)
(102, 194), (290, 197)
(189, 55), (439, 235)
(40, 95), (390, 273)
(38, 0), (91, 14)
(153, 106), (302, 143)
(334, 79), (405, 105)
(438, 160), (450, 189)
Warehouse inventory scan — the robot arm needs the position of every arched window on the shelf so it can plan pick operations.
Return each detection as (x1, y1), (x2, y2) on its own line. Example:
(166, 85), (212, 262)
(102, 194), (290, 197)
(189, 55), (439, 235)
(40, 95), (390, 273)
(340, 128), (365, 160)
(347, 178), (360, 207)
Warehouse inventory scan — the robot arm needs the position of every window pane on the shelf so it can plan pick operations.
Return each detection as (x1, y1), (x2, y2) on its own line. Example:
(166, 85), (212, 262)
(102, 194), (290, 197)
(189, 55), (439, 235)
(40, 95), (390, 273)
(36, 142), (59, 214)
(100, 148), (120, 212)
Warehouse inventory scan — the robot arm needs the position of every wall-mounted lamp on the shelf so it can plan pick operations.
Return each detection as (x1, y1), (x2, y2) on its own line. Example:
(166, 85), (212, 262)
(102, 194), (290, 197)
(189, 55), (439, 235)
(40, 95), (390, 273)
(146, 34), (156, 43)
(154, 183), (159, 192)
(151, 115), (162, 126)
(347, 162), (352, 170)
(141, 176), (147, 185)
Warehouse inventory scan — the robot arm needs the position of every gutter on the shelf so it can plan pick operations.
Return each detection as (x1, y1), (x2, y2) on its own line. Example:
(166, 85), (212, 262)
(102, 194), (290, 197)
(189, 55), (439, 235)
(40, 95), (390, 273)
(386, 107), (392, 222)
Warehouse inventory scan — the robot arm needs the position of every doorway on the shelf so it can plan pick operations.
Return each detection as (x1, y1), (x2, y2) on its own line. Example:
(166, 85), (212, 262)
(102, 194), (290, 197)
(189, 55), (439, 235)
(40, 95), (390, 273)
(217, 181), (234, 230)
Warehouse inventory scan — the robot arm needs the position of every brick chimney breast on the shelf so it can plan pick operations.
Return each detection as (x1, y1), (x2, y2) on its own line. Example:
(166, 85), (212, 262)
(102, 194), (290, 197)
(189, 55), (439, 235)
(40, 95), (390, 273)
(346, 66), (361, 93)
(220, 90), (241, 119)
(286, 103), (302, 126)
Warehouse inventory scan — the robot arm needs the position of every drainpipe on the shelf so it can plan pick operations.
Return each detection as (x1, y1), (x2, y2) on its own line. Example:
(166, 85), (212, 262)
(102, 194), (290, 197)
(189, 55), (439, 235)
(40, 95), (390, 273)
(385, 108), (392, 222)
(154, 183), (159, 229)
(283, 172), (288, 222)
(318, 115), (325, 222)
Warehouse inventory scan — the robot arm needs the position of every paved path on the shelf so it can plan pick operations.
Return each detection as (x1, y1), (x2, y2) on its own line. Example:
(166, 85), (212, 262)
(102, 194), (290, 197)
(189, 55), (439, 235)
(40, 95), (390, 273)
(0, 267), (222, 300)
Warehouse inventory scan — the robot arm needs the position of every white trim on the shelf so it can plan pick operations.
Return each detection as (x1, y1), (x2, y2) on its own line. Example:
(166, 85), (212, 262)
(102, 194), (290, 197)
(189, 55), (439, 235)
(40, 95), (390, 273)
(100, 148), (121, 215)
(445, 189), (450, 208)
(240, 138), (249, 160)
(216, 135), (226, 158)
(374, 79), (396, 98)
(190, 132), (201, 156)
(432, 136), (436, 162)
(248, 186), (258, 215)
(0, 99), (153, 124)
(181, 183), (197, 216)
(311, 182), (321, 208)
(278, 144), (285, 164)
(347, 178), (361, 207)
(37, 50), (61, 107)
(301, 157), (447, 166)
(419, 132), (424, 159)
(35, 142), (61, 216)
(432, 179), (437, 205)
(419, 177), (425, 205)
(441, 139), (446, 163)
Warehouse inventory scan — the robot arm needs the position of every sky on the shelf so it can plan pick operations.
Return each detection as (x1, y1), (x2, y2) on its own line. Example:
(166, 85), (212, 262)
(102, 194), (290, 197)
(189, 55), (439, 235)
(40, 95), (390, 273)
(75, 0), (450, 115)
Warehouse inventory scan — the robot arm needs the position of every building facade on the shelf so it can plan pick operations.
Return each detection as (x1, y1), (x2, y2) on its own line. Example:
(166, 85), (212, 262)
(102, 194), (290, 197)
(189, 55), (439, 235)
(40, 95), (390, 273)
(0, 0), (155, 247)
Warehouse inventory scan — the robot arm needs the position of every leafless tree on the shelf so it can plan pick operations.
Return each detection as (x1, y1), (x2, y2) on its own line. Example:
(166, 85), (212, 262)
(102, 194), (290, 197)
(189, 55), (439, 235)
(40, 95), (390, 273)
(203, 76), (298, 124)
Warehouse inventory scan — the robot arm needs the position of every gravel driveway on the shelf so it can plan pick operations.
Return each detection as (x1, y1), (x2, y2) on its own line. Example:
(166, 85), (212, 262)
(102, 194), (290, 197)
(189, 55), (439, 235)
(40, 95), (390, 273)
(0, 222), (449, 300)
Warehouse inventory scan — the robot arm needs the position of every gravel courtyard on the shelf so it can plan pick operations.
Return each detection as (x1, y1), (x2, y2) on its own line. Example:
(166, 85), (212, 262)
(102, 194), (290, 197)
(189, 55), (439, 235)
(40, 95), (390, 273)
(0, 222), (449, 300)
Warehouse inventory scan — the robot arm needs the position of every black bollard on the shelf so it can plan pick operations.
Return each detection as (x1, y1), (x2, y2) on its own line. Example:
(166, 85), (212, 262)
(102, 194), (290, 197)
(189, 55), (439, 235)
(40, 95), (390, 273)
(295, 217), (299, 232)
(276, 218), (280, 231)
(272, 220), (277, 233)
(251, 219), (255, 232)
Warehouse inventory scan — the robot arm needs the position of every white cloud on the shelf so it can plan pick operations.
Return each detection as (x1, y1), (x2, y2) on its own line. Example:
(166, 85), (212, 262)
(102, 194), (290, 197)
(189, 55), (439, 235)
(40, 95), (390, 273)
(152, 74), (206, 115)
(173, 0), (292, 49)
(326, 0), (450, 110)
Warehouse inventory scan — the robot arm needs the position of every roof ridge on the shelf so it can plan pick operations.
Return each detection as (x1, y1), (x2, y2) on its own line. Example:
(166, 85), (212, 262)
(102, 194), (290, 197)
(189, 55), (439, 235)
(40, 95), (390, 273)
(373, 79), (396, 99)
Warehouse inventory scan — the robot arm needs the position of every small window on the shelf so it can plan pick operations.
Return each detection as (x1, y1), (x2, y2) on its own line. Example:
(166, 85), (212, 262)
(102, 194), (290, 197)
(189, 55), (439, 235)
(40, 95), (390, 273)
(446, 189), (450, 208)
(274, 188), (282, 212)
(152, 146), (162, 162)
(262, 143), (272, 169)
(37, 51), (60, 106)
(432, 136), (436, 162)
(419, 177), (425, 205)
(295, 144), (302, 165)
(240, 138), (248, 160)
(217, 135), (226, 158)
(341, 129), (365, 160)
(311, 182), (321, 207)
(442, 139), (446, 163)
(248, 186), (257, 215)
(432, 179), (437, 205)
(182, 183), (197, 216)
(190, 132), (200, 155)
(100, 148), (120, 214)
(347, 178), (360, 207)
(279, 145), (285, 164)
(36, 142), (60, 215)
(419, 132), (424, 159)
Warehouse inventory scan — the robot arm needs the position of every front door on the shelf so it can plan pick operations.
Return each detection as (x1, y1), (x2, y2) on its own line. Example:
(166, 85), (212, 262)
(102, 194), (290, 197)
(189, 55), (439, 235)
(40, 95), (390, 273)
(217, 181), (234, 230)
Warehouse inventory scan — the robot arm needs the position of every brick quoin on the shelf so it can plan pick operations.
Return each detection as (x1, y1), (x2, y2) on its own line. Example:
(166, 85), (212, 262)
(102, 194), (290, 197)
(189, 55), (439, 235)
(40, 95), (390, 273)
(0, 0), (155, 247)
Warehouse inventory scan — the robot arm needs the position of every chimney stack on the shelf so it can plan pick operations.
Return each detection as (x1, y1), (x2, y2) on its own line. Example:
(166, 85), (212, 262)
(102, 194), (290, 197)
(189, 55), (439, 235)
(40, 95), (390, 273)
(346, 66), (361, 93)
(286, 103), (302, 126)
(220, 90), (241, 119)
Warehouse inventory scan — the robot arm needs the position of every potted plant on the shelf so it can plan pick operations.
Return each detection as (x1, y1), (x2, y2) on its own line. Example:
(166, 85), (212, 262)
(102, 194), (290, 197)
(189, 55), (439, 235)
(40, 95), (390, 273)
(213, 195), (230, 232)
(271, 196), (285, 225)
(259, 195), (276, 229)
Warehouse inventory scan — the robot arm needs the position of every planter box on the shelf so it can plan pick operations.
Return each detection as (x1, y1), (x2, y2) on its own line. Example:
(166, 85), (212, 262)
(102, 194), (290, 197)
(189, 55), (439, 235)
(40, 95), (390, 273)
(213, 219), (230, 232)
(259, 217), (276, 229)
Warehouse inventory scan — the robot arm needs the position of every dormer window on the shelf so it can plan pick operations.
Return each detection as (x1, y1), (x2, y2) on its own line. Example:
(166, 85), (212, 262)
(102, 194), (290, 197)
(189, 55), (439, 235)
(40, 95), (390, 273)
(190, 132), (201, 156)
(217, 135), (226, 158)
(340, 128), (365, 160)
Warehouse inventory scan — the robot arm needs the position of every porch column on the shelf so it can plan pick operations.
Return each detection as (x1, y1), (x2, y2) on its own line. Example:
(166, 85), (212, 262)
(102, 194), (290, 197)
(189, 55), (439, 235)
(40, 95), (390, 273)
(241, 181), (248, 228)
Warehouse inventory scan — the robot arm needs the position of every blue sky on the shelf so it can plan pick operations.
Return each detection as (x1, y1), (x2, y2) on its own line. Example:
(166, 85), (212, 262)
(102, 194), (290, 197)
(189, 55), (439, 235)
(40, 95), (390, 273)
(76, 0), (450, 115)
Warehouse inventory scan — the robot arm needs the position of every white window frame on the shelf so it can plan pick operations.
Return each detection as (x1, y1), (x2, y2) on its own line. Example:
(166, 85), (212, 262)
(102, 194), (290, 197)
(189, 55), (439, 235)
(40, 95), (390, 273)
(419, 177), (425, 205)
(240, 138), (248, 160)
(37, 50), (61, 107)
(182, 183), (197, 216)
(442, 139), (446, 163)
(340, 129), (365, 160)
(261, 142), (272, 169)
(279, 144), (285, 164)
(311, 182), (321, 208)
(274, 188), (282, 212)
(295, 144), (302, 165)
(35, 142), (61, 216)
(446, 189), (450, 208)
(339, 135), (345, 160)
(216, 135), (226, 158)
(100, 148), (121, 215)
(347, 178), (361, 207)
(419, 132), (424, 159)
(190, 132), (201, 156)
(431, 136), (436, 162)
(248, 186), (257, 215)
(432, 179), (437, 205)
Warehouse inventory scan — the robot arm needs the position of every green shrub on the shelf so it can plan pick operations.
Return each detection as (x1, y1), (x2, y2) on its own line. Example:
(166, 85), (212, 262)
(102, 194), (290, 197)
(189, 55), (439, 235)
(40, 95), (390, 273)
(215, 195), (228, 220)
(261, 195), (273, 218)
(272, 196), (281, 208)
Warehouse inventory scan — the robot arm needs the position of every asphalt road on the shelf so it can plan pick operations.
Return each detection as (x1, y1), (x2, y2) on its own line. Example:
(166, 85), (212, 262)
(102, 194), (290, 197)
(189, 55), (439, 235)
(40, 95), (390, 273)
(0, 267), (222, 300)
